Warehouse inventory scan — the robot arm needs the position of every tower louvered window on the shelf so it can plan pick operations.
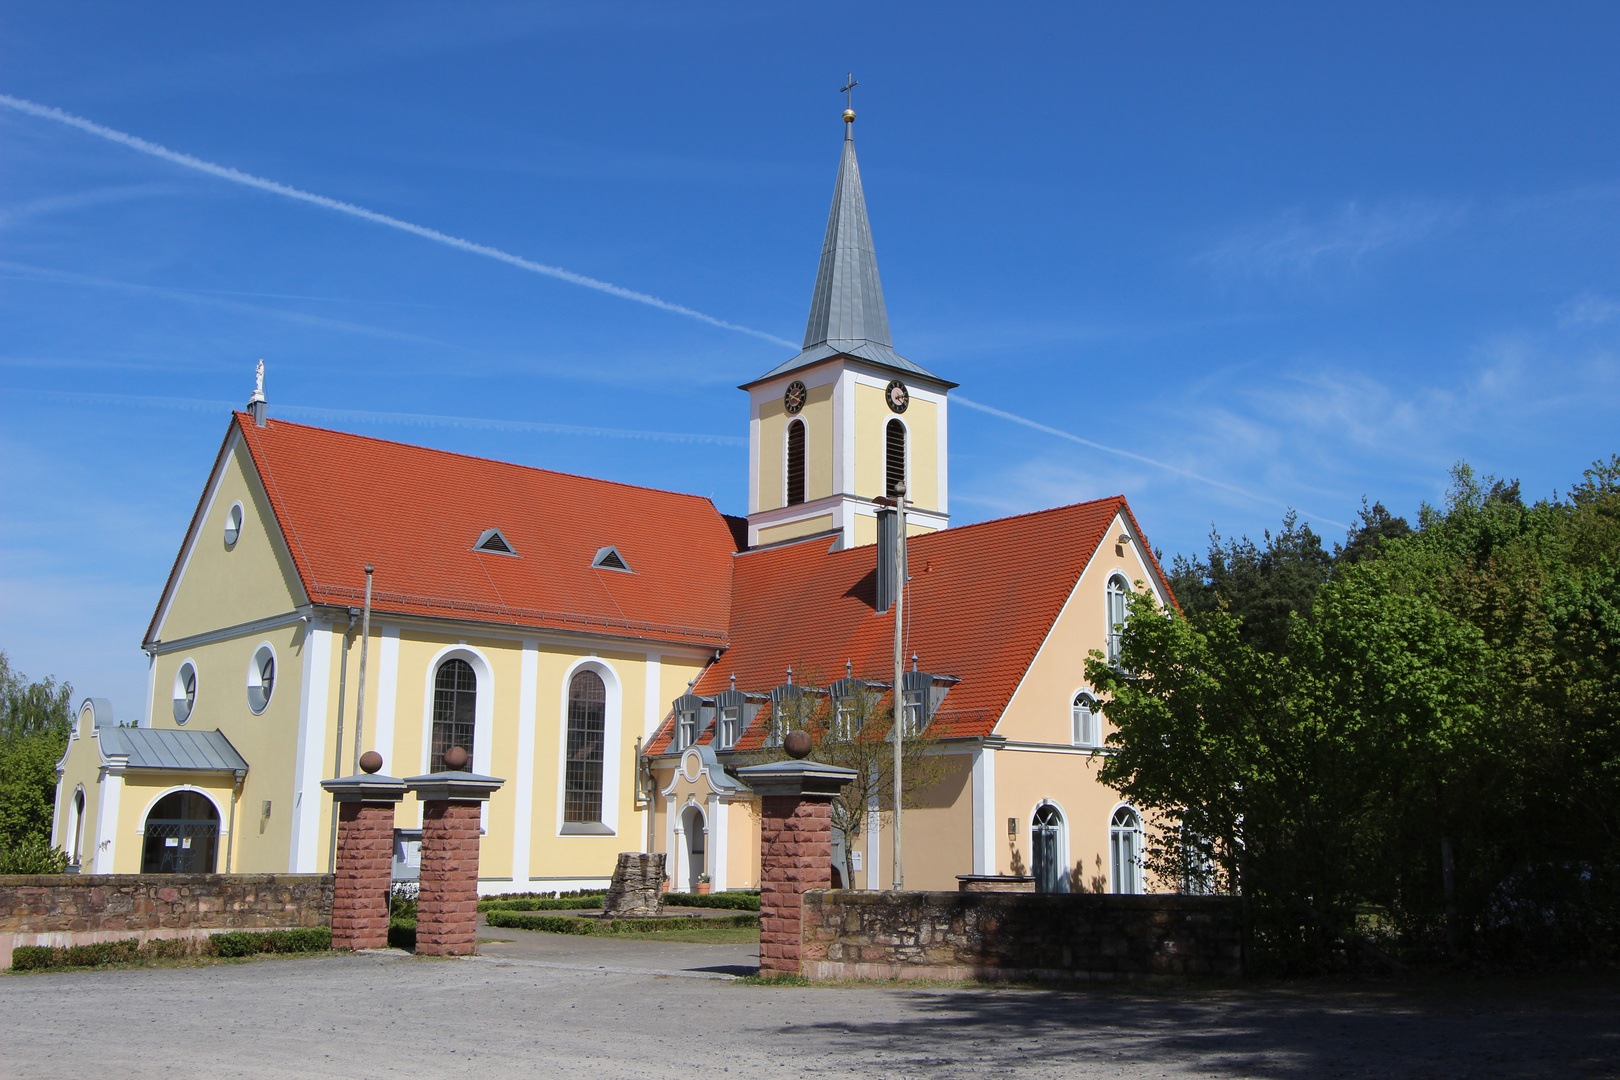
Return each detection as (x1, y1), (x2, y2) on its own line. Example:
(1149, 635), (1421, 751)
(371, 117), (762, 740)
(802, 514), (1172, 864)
(431, 659), (477, 772)
(885, 419), (906, 497)
(786, 419), (806, 506)
(564, 670), (606, 823)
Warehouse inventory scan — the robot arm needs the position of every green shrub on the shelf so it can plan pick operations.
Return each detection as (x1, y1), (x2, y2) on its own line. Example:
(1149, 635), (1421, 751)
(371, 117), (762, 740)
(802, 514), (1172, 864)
(0, 837), (71, 875)
(482, 910), (760, 935)
(478, 896), (604, 912)
(210, 927), (332, 957)
(388, 919), (416, 951)
(662, 891), (761, 911)
(8, 935), (215, 971)
(9, 945), (61, 970)
(484, 911), (596, 934)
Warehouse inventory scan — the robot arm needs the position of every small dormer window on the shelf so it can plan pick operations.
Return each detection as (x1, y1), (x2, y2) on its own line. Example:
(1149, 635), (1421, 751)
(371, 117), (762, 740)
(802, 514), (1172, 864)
(474, 528), (516, 555)
(678, 710), (698, 749)
(592, 546), (631, 572)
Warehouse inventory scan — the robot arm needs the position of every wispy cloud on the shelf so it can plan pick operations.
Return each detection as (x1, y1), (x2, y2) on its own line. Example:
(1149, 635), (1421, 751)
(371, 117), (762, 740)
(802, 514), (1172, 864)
(1558, 292), (1620, 327)
(11, 389), (747, 447)
(954, 394), (1348, 526)
(1197, 200), (1466, 280)
(0, 182), (184, 228)
(0, 94), (798, 350)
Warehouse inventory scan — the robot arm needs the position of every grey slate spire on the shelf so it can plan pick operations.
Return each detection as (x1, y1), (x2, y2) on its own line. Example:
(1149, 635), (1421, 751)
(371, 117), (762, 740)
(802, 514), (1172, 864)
(744, 116), (951, 388)
(802, 124), (892, 355)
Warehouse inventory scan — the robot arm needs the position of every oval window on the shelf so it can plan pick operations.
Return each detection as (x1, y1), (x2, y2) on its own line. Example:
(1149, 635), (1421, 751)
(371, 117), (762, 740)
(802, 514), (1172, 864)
(247, 645), (275, 714)
(173, 662), (198, 725)
(224, 502), (244, 547)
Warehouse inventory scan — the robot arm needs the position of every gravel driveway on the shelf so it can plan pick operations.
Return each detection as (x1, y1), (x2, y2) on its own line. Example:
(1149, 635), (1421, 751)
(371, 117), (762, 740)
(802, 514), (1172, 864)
(2, 948), (1614, 1079)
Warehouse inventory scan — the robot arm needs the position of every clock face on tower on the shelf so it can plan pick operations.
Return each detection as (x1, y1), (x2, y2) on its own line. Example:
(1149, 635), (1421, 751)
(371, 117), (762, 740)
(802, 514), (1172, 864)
(783, 380), (807, 414)
(885, 379), (910, 413)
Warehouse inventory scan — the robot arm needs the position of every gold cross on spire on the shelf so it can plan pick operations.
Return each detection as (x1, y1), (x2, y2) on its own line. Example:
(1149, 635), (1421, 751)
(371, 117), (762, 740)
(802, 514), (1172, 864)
(840, 73), (858, 123)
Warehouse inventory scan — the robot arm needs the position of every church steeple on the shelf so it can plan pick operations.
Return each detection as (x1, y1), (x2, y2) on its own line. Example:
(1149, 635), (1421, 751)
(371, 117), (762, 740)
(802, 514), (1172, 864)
(801, 116), (893, 361)
(741, 101), (953, 551)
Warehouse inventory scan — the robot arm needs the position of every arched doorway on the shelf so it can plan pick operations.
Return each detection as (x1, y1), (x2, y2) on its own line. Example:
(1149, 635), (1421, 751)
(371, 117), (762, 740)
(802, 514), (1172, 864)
(1031, 803), (1065, 893)
(141, 791), (220, 873)
(681, 805), (706, 891)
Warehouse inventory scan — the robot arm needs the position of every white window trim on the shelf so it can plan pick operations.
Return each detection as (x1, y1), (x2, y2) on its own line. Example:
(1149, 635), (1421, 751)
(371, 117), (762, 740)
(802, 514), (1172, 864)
(1109, 801), (1145, 895)
(783, 416), (808, 507)
(1028, 798), (1072, 893)
(418, 644), (497, 831)
(173, 658), (200, 726)
(884, 415), (912, 498)
(1070, 688), (1101, 748)
(554, 657), (622, 837)
(246, 641), (277, 715)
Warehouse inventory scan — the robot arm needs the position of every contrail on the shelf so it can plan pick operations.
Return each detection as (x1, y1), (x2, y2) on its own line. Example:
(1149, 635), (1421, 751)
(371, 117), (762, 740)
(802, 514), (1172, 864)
(19, 390), (746, 447)
(0, 94), (798, 350)
(954, 395), (1348, 528)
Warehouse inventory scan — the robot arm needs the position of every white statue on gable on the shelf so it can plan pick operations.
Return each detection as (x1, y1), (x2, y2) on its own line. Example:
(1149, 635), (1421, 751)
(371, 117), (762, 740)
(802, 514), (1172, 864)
(250, 359), (266, 404)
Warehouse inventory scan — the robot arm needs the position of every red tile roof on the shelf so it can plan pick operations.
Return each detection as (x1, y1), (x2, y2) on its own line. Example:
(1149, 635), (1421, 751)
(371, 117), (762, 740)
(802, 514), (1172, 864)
(149, 414), (740, 647)
(647, 495), (1156, 751)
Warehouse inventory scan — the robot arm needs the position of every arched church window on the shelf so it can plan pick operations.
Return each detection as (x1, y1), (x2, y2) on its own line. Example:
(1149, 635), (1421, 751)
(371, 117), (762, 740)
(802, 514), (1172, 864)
(431, 659), (477, 772)
(1106, 574), (1130, 664)
(564, 670), (606, 823)
(885, 419), (906, 497)
(1110, 805), (1143, 894)
(1072, 691), (1100, 747)
(141, 791), (219, 874)
(71, 788), (86, 867)
(1032, 803), (1065, 894)
(786, 419), (806, 506)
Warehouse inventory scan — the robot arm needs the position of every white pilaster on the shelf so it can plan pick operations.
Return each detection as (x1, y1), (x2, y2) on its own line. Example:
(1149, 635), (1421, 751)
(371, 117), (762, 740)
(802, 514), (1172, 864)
(512, 639), (539, 886)
(372, 625), (400, 769)
(708, 794), (727, 892)
(93, 768), (123, 874)
(289, 621), (333, 872)
(972, 742), (998, 875)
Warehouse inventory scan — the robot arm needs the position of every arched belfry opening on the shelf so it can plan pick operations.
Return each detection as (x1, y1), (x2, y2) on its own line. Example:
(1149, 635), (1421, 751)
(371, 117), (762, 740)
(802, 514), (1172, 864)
(885, 419), (906, 497)
(786, 418), (806, 506)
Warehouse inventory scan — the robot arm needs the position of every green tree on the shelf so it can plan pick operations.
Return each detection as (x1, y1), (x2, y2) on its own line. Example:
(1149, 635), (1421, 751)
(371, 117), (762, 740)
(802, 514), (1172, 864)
(0, 650), (75, 865)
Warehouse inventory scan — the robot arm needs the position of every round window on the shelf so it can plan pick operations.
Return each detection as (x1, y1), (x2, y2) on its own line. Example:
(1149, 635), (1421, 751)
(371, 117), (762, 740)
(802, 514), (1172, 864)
(224, 502), (244, 547)
(247, 645), (275, 714)
(172, 662), (197, 725)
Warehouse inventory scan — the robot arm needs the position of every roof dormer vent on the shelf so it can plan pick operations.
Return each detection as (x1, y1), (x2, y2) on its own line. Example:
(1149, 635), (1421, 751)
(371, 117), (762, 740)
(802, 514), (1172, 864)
(592, 546), (631, 572)
(474, 528), (516, 555)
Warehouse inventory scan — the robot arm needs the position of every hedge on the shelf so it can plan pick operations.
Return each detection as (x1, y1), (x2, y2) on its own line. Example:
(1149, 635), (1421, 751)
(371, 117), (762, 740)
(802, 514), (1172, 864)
(388, 919), (416, 951)
(483, 910), (759, 935)
(9, 927), (332, 971)
(477, 896), (604, 913)
(663, 891), (761, 911)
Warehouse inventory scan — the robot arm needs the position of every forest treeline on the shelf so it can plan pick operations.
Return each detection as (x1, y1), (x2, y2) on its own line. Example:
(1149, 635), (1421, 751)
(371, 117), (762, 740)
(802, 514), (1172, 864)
(1088, 457), (1620, 972)
(0, 650), (75, 873)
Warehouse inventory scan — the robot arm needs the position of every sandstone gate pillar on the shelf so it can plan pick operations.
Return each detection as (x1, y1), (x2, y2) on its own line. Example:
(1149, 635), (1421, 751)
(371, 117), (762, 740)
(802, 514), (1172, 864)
(321, 755), (407, 951)
(402, 760), (505, 957)
(737, 748), (856, 976)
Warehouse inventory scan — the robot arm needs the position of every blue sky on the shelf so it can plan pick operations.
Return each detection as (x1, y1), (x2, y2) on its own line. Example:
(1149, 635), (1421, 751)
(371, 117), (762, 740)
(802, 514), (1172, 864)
(4, 3), (1619, 715)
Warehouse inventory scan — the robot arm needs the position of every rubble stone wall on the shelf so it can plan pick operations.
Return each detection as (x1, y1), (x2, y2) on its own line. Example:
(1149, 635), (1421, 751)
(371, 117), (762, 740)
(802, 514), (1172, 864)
(800, 890), (1243, 981)
(0, 873), (333, 969)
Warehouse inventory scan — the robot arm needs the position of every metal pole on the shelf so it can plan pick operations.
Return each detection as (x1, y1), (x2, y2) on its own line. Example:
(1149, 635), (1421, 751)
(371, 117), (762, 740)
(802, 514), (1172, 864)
(892, 483), (907, 890)
(353, 565), (374, 774)
(327, 608), (357, 874)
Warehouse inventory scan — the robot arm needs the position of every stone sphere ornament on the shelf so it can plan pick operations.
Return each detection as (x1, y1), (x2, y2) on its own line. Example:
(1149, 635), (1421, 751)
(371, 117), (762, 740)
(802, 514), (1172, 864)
(358, 750), (383, 774)
(784, 730), (813, 759)
(442, 745), (470, 770)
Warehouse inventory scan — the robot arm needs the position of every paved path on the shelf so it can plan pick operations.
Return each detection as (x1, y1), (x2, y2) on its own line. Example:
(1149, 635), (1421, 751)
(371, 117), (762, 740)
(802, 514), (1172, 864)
(2, 948), (1615, 1079)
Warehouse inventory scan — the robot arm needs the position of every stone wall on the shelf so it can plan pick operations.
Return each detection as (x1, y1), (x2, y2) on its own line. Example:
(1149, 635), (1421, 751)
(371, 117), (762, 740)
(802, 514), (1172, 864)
(0, 874), (334, 969)
(801, 890), (1243, 981)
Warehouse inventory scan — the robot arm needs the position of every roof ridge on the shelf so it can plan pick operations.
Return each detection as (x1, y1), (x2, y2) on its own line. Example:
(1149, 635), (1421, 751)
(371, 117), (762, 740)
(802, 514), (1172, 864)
(235, 411), (729, 508)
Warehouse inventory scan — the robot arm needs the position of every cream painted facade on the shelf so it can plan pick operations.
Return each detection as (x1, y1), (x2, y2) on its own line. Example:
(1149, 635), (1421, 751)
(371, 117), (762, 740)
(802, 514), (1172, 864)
(54, 424), (712, 893)
(746, 357), (951, 549)
(648, 510), (1175, 895)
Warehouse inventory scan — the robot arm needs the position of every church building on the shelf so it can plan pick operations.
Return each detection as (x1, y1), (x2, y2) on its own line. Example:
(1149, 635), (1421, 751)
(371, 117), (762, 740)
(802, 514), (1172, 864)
(53, 109), (1175, 896)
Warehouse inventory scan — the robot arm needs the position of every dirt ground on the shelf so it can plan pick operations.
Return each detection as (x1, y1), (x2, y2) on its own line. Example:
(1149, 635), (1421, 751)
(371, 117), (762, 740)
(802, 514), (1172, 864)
(1, 940), (1614, 1079)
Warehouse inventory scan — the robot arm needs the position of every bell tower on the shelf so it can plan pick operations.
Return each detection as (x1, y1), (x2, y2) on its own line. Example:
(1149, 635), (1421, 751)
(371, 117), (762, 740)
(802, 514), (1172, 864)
(741, 103), (955, 550)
